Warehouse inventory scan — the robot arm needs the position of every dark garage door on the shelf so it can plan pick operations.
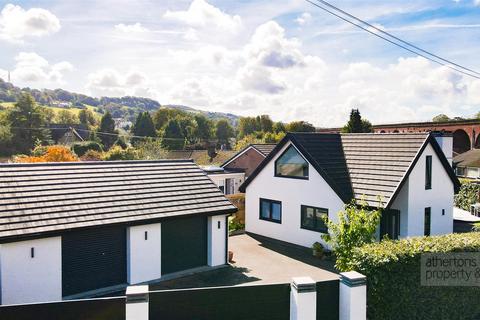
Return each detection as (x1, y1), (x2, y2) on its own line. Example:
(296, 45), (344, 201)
(161, 216), (207, 275)
(62, 226), (127, 297)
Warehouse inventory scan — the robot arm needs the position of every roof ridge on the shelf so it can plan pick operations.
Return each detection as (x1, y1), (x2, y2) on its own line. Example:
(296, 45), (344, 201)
(0, 159), (195, 168)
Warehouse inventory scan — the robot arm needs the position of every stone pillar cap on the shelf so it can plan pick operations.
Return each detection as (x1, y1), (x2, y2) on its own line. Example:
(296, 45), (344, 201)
(126, 285), (149, 296)
(292, 277), (316, 292)
(340, 271), (366, 287)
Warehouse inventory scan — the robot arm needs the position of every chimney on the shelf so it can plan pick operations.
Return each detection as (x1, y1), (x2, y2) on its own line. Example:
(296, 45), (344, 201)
(432, 132), (453, 166)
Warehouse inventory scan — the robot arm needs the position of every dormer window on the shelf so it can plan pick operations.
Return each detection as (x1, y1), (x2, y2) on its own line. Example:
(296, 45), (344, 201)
(275, 145), (309, 179)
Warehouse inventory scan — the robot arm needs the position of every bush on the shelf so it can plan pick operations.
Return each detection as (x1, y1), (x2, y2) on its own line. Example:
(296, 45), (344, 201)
(72, 141), (103, 157)
(103, 146), (138, 161)
(454, 181), (480, 211)
(80, 150), (104, 161)
(14, 145), (78, 163)
(350, 233), (480, 320)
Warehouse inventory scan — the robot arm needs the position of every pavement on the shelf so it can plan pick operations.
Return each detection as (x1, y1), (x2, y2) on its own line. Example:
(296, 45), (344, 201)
(149, 233), (338, 291)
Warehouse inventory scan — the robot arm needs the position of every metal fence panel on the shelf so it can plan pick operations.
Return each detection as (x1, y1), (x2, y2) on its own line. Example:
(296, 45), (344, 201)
(0, 297), (125, 320)
(149, 283), (291, 320)
(316, 279), (339, 320)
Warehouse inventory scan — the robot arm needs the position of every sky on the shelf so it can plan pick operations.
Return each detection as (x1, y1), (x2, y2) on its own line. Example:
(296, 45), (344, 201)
(1, 0), (480, 127)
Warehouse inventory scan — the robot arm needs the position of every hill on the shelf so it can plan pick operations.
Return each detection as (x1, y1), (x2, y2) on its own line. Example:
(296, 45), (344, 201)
(0, 78), (239, 125)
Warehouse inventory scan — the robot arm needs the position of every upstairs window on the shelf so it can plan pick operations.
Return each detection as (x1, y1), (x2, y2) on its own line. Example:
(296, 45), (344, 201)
(275, 145), (309, 179)
(301, 206), (328, 233)
(425, 156), (432, 190)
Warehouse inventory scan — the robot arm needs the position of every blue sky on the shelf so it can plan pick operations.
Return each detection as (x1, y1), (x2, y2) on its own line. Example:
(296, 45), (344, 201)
(1, 0), (480, 126)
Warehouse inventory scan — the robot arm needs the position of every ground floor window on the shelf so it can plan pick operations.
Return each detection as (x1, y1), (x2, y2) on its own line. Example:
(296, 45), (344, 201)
(259, 198), (282, 223)
(300, 205), (328, 233)
(424, 207), (431, 236)
(380, 209), (400, 240)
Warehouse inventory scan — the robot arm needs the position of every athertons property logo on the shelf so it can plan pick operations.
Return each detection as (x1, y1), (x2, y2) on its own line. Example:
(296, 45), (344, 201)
(421, 253), (480, 286)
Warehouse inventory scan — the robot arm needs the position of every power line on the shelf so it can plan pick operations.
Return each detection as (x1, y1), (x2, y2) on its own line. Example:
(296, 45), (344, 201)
(304, 0), (480, 80)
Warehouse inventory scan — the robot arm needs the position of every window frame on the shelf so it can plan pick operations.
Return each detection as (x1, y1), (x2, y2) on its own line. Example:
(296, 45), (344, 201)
(424, 207), (431, 236)
(425, 155), (432, 190)
(259, 198), (282, 224)
(274, 145), (309, 180)
(300, 205), (329, 233)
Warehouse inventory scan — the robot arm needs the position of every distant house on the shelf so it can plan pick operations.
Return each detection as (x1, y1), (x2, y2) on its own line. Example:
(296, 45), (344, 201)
(453, 149), (480, 179)
(0, 160), (236, 305)
(49, 124), (89, 146)
(203, 166), (245, 195)
(240, 133), (459, 248)
(222, 144), (276, 177)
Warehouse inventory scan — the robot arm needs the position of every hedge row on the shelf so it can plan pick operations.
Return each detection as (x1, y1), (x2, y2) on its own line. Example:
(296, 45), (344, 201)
(350, 233), (480, 320)
(72, 141), (103, 157)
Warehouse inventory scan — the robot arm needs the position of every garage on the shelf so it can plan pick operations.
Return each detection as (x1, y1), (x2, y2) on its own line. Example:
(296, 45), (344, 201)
(161, 215), (208, 275)
(62, 226), (127, 297)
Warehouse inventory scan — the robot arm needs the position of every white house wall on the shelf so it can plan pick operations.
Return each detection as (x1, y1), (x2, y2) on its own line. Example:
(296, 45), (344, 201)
(391, 143), (454, 237)
(208, 215), (228, 266)
(0, 237), (62, 305)
(208, 173), (245, 195)
(245, 142), (345, 248)
(127, 223), (162, 285)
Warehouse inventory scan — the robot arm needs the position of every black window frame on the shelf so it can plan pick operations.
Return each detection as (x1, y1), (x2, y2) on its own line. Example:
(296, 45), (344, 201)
(259, 198), (282, 223)
(425, 155), (432, 190)
(274, 145), (309, 180)
(300, 205), (328, 233)
(424, 207), (431, 236)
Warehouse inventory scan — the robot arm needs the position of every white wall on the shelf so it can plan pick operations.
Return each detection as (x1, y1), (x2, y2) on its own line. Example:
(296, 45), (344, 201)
(245, 142), (345, 248)
(208, 215), (227, 266)
(127, 223), (161, 285)
(208, 172), (245, 195)
(390, 179), (409, 238)
(0, 237), (62, 305)
(391, 143), (454, 237)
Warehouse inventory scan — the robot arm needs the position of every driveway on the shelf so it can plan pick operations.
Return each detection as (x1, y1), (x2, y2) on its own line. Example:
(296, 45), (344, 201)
(149, 233), (338, 291)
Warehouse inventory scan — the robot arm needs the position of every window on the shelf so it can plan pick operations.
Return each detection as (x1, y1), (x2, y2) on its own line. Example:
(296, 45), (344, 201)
(466, 167), (479, 178)
(301, 206), (328, 233)
(425, 156), (432, 190)
(259, 198), (282, 223)
(456, 167), (465, 177)
(275, 145), (308, 179)
(424, 207), (431, 236)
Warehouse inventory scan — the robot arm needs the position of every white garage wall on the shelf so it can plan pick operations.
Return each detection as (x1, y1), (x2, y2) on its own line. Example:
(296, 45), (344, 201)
(208, 215), (228, 266)
(0, 237), (62, 305)
(208, 172), (245, 195)
(405, 143), (454, 236)
(245, 142), (345, 248)
(127, 223), (161, 284)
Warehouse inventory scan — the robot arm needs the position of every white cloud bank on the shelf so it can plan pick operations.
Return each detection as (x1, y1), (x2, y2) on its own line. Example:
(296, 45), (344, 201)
(0, 4), (60, 42)
(86, 68), (156, 98)
(114, 23), (148, 33)
(10, 52), (73, 85)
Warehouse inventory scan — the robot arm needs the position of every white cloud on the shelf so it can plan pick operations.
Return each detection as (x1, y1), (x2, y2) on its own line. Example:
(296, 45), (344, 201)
(86, 68), (155, 98)
(475, 0), (480, 6)
(10, 52), (73, 84)
(0, 4), (60, 42)
(295, 12), (311, 26)
(114, 22), (148, 33)
(164, 0), (242, 33)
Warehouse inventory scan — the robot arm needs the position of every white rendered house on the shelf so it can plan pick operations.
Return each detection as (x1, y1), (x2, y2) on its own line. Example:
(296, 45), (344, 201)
(239, 132), (459, 248)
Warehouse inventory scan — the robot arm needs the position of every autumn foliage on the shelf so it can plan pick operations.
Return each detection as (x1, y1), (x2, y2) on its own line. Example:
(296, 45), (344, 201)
(15, 145), (79, 163)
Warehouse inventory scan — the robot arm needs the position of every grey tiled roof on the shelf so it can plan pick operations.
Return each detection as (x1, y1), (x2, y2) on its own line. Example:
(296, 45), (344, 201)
(453, 149), (480, 168)
(0, 160), (236, 242)
(251, 144), (277, 156)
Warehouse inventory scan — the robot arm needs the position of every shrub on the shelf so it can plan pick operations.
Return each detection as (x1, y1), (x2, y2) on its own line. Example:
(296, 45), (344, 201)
(454, 181), (480, 211)
(103, 146), (138, 161)
(350, 233), (480, 320)
(14, 145), (78, 163)
(72, 141), (103, 157)
(80, 150), (104, 161)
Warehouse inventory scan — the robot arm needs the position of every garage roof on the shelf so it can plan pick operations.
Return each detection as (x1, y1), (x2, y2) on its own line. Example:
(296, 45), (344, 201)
(240, 133), (459, 208)
(453, 148), (480, 168)
(0, 160), (236, 242)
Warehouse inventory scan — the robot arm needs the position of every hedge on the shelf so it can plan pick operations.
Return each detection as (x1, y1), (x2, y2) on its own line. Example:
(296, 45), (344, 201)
(72, 141), (103, 157)
(350, 233), (480, 320)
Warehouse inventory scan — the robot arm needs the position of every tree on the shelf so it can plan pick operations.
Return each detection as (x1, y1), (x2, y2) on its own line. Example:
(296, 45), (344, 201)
(79, 109), (97, 127)
(8, 93), (50, 153)
(14, 145), (78, 163)
(131, 112), (156, 145)
(258, 115), (273, 133)
(273, 121), (286, 133)
(215, 119), (234, 147)
(238, 117), (260, 138)
(56, 109), (79, 125)
(454, 181), (480, 211)
(193, 114), (213, 142)
(322, 201), (382, 271)
(432, 114), (450, 122)
(161, 119), (185, 150)
(286, 121), (316, 132)
(342, 109), (372, 133)
(98, 111), (118, 150)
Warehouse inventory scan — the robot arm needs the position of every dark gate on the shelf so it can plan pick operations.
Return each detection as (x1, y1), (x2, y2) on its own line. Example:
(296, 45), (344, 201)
(316, 279), (339, 320)
(62, 226), (127, 296)
(161, 215), (207, 275)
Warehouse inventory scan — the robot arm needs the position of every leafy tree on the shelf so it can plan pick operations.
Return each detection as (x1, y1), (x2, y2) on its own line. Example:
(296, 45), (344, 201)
(322, 201), (382, 271)
(56, 109), (79, 125)
(432, 114), (450, 122)
(286, 121), (316, 132)
(42, 108), (56, 124)
(235, 134), (264, 151)
(8, 93), (50, 153)
(454, 181), (480, 211)
(258, 115), (273, 133)
(238, 117), (260, 138)
(131, 112), (156, 145)
(79, 109), (97, 127)
(161, 119), (185, 150)
(193, 114), (213, 142)
(215, 119), (234, 147)
(176, 116), (196, 145)
(273, 121), (286, 133)
(0, 114), (13, 156)
(103, 146), (138, 160)
(14, 145), (78, 163)
(342, 109), (373, 133)
(264, 131), (285, 143)
(98, 111), (118, 150)
(136, 138), (168, 160)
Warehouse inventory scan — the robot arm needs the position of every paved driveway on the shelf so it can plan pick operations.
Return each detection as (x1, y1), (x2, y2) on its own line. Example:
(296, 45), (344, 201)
(150, 233), (338, 291)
